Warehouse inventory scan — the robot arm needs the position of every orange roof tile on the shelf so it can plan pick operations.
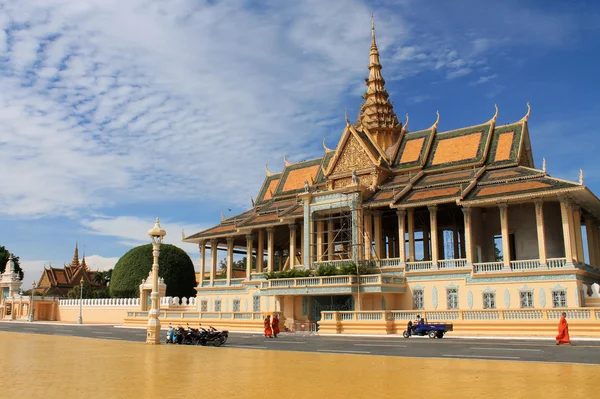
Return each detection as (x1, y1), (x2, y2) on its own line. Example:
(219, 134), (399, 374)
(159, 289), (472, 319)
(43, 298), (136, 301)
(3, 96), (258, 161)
(408, 186), (461, 201)
(282, 165), (320, 192)
(399, 137), (425, 164)
(423, 170), (472, 183)
(476, 181), (551, 197)
(263, 179), (280, 201)
(486, 170), (521, 179)
(248, 214), (280, 225)
(494, 131), (515, 162)
(432, 132), (482, 165)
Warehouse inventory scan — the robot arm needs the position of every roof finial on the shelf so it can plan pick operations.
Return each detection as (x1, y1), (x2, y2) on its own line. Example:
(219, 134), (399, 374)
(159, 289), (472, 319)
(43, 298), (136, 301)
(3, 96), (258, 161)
(520, 102), (531, 123)
(542, 158), (547, 173)
(404, 113), (409, 129)
(345, 108), (350, 125)
(251, 196), (255, 207)
(181, 229), (185, 240)
(322, 138), (333, 153)
(490, 104), (499, 122)
(580, 169), (584, 185)
(371, 13), (376, 48)
(221, 212), (225, 222)
(265, 163), (273, 177)
(283, 153), (291, 167)
(430, 110), (440, 130)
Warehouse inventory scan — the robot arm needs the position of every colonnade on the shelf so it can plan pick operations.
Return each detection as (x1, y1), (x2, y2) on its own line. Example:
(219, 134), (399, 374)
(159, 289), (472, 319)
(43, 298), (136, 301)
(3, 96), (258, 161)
(196, 198), (600, 285)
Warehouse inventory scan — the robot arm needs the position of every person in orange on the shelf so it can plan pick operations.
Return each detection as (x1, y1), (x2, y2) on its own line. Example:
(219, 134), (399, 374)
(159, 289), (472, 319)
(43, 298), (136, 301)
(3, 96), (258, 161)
(272, 314), (280, 338)
(556, 312), (571, 345)
(264, 315), (273, 338)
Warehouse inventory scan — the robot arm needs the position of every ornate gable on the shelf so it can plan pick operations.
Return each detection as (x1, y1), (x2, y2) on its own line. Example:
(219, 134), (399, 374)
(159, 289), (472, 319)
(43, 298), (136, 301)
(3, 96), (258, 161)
(326, 125), (380, 180)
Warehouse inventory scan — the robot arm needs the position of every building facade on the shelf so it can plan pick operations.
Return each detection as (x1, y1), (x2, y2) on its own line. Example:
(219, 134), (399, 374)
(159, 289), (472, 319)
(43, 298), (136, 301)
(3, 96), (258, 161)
(182, 21), (600, 332)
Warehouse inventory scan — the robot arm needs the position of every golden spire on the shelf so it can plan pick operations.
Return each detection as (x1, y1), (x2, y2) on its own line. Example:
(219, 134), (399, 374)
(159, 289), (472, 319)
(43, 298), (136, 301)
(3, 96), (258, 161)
(71, 242), (80, 267)
(357, 15), (400, 151)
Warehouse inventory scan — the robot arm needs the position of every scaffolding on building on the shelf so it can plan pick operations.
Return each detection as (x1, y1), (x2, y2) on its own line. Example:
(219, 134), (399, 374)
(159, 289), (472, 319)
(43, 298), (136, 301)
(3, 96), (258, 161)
(311, 210), (354, 263)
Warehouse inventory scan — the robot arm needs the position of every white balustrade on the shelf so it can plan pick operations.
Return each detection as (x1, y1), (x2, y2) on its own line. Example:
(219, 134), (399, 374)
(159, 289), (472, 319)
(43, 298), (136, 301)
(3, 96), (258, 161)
(438, 259), (467, 269)
(376, 258), (404, 268)
(359, 275), (381, 284)
(473, 262), (504, 273)
(356, 311), (384, 321)
(547, 258), (567, 269)
(510, 260), (541, 271)
(405, 261), (433, 271)
(463, 311), (500, 320)
(503, 310), (544, 320)
(547, 309), (590, 320)
(391, 312), (421, 321)
(425, 311), (459, 321)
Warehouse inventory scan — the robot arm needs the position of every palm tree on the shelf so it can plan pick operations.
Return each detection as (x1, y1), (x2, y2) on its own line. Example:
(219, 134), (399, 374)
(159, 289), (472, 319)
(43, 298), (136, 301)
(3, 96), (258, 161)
(92, 272), (106, 286)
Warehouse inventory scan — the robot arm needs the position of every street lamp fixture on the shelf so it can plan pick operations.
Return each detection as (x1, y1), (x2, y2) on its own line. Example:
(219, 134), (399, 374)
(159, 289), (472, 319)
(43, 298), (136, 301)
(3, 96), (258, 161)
(28, 281), (36, 322)
(147, 217), (166, 344)
(78, 277), (84, 324)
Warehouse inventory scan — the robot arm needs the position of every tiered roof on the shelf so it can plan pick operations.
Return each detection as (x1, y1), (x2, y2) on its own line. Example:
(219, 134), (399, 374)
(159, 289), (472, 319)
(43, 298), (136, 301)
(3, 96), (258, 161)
(35, 244), (99, 296)
(183, 22), (597, 243)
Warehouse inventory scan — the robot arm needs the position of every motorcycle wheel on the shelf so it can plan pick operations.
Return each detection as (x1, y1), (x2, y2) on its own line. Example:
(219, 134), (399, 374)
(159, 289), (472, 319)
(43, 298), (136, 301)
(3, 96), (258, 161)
(402, 330), (410, 338)
(212, 339), (223, 347)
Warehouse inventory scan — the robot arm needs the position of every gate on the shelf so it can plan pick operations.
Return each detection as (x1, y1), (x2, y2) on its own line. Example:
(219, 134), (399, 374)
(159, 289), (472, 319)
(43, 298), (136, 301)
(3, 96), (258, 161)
(311, 295), (354, 329)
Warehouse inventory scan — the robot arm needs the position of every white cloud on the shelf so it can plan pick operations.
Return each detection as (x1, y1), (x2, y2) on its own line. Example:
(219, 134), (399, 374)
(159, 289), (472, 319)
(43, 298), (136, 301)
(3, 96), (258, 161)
(80, 215), (210, 263)
(0, 0), (395, 219)
(0, 0), (588, 220)
(470, 74), (498, 85)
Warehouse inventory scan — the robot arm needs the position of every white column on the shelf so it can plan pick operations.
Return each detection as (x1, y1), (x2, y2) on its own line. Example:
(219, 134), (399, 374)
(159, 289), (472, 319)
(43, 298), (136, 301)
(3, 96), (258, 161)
(245, 234), (253, 279)
(327, 219), (334, 261)
(534, 200), (547, 266)
(572, 205), (585, 264)
(373, 212), (383, 259)
(397, 210), (406, 262)
(226, 237), (234, 283)
(210, 239), (218, 286)
(408, 209), (415, 262)
(499, 203), (511, 269)
(364, 211), (373, 260)
(267, 227), (274, 272)
(316, 220), (325, 261)
(300, 224), (305, 266)
(462, 208), (474, 264)
(559, 199), (574, 263)
(289, 224), (297, 268)
(199, 241), (206, 285)
(257, 229), (265, 273)
(429, 206), (439, 267)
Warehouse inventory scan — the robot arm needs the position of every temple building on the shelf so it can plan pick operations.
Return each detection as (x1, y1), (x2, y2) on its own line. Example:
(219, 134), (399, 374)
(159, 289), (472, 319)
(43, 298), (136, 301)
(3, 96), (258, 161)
(34, 244), (99, 297)
(182, 20), (600, 331)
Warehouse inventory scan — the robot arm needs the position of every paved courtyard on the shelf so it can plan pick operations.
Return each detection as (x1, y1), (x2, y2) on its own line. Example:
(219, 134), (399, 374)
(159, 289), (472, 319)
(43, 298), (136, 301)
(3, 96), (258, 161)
(1, 330), (598, 398)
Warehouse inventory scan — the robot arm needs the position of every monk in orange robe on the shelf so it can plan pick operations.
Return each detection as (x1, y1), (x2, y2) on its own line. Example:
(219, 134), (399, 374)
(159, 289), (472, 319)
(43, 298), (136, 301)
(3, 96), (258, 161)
(264, 315), (273, 338)
(272, 315), (280, 338)
(556, 312), (571, 345)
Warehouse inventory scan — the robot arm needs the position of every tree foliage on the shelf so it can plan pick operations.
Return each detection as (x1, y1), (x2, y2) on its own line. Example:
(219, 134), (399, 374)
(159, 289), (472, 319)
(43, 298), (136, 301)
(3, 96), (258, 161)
(67, 283), (110, 299)
(0, 245), (24, 280)
(109, 244), (196, 298)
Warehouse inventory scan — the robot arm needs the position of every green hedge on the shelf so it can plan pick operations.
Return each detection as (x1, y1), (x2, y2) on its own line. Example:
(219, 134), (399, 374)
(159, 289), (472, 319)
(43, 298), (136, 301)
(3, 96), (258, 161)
(264, 262), (374, 279)
(110, 244), (196, 298)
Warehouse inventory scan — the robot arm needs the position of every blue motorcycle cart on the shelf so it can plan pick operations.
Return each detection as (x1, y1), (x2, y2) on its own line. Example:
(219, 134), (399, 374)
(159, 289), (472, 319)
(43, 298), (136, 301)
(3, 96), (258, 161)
(403, 320), (453, 339)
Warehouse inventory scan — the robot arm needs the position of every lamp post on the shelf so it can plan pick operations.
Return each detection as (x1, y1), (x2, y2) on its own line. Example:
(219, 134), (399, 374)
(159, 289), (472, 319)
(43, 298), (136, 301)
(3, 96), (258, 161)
(147, 217), (166, 344)
(28, 281), (36, 322)
(78, 277), (84, 324)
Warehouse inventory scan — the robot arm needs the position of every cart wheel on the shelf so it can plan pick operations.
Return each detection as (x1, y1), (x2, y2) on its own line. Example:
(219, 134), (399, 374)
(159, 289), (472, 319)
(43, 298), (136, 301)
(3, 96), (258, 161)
(428, 331), (437, 339)
(403, 330), (410, 338)
(436, 331), (444, 339)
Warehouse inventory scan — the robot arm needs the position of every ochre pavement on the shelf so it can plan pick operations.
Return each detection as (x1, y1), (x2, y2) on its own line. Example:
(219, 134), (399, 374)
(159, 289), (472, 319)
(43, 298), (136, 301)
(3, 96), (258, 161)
(1, 332), (597, 399)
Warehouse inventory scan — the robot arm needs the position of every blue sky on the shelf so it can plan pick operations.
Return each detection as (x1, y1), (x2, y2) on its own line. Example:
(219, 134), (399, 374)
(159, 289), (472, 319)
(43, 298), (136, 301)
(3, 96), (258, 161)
(1, 0), (599, 280)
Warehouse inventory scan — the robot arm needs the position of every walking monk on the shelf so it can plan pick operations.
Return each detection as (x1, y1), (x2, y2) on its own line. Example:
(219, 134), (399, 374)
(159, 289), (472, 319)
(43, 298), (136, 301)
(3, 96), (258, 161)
(556, 312), (571, 345)
(264, 315), (273, 338)
(272, 314), (280, 338)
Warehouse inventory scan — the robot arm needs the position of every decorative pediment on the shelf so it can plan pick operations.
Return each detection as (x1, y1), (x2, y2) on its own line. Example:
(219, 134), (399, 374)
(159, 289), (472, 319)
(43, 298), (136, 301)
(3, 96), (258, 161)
(329, 135), (376, 177)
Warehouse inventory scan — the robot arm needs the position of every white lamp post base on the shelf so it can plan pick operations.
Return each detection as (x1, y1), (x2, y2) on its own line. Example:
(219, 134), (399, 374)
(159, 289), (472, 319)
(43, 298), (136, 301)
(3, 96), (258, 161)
(146, 318), (161, 344)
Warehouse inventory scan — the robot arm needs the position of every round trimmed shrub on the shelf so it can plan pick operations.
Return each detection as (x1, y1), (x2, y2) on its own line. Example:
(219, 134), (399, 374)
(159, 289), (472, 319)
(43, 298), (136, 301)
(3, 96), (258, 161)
(109, 244), (196, 298)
